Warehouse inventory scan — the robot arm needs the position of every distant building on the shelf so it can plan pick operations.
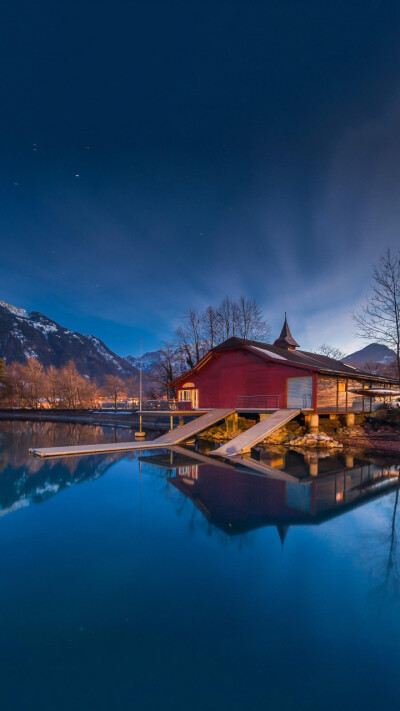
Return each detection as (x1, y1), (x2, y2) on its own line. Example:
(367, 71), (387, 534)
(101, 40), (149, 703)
(171, 316), (398, 413)
(96, 395), (139, 410)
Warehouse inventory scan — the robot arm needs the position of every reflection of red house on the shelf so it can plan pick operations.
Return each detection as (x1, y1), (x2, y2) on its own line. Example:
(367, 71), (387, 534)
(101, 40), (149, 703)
(168, 459), (400, 537)
(171, 317), (398, 413)
(138, 449), (400, 539)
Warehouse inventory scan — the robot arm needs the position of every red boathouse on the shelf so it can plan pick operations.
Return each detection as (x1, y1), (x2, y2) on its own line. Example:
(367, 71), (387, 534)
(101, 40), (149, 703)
(170, 317), (398, 414)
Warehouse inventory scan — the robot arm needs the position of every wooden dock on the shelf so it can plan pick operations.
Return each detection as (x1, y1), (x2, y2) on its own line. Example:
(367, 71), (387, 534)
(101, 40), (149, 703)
(29, 408), (234, 458)
(210, 408), (300, 456)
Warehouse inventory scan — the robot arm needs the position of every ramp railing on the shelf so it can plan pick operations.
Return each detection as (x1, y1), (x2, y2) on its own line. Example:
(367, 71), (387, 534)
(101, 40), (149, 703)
(236, 394), (280, 409)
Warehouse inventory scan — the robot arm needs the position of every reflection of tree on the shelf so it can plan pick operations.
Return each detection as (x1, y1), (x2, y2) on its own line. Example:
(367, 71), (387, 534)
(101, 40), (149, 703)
(386, 483), (399, 582)
(0, 421), (139, 516)
(373, 477), (400, 611)
(0, 420), (136, 473)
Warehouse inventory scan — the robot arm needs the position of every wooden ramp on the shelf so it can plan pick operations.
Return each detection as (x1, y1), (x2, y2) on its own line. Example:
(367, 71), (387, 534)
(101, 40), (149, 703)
(217, 453), (301, 482)
(148, 409), (234, 446)
(29, 408), (234, 459)
(210, 409), (300, 457)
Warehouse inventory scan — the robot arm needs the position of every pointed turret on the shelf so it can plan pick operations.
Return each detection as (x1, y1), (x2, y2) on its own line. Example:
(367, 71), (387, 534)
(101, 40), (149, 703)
(273, 313), (299, 350)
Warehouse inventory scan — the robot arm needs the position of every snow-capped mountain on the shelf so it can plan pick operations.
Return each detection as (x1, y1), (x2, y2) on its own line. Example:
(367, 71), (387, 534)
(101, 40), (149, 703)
(0, 300), (139, 382)
(343, 343), (396, 369)
(125, 350), (163, 373)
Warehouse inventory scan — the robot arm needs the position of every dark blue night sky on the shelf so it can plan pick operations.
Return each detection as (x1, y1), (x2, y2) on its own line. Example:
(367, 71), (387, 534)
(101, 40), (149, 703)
(1, 1), (399, 356)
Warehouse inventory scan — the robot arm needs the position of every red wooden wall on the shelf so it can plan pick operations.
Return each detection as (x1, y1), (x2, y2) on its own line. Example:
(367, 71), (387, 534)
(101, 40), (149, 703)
(176, 348), (312, 408)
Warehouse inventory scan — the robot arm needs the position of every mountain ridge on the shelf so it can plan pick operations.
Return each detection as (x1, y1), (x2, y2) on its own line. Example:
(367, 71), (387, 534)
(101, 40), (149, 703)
(0, 300), (139, 383)
(343, 342), (396, 368)
(125, 350), (163, 373)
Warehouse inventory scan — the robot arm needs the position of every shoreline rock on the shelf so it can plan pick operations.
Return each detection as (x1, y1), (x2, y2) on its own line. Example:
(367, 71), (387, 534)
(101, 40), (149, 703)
(285, 433), (343, 449)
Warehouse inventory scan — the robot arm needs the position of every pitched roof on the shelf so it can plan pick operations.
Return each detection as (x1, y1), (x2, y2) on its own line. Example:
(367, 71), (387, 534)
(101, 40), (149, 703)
(171, 336), (397, 386)
(213, 337), (396, 380)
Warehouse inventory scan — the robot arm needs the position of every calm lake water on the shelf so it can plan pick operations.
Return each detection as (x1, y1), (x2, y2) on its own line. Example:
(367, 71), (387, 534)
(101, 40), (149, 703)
(1, 420), (400, 710)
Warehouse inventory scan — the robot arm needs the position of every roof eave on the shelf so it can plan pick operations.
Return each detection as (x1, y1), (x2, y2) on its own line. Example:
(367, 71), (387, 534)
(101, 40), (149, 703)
(169, 351), (215, 387)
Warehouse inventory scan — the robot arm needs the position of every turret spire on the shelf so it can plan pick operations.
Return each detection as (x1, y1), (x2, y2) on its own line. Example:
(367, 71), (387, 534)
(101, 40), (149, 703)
(273, 313), (299, 350)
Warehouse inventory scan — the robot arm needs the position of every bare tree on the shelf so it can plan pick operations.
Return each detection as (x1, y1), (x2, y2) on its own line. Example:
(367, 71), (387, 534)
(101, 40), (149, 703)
(354, 249), (400, 382)
(46, 365), (63, 408)
(382, 360), (399, 379)
(0, 359), (99, 409)
(57, 361), (97, 409)
(0, 362), (17, 407)
(216, 297), (235, 341)
(102, 375), (126, 410)
(214, 296), (270, 342)
(76, 376), (98, 409)
(234, 296), (270, 340)
(202, 306), (220, 350)
(361, 360), (387, 376)
(150, 342), (182, 397)
(176, 307), (207, 369)
(316, 344), (346, 361)
(58, 361), (81, 409)
(147, 295), (271, 390)
(12, 359), (46, 408)
(176, 296), (270, 363)
(124, 375), (138, 400)
(0, 358), (6, 404)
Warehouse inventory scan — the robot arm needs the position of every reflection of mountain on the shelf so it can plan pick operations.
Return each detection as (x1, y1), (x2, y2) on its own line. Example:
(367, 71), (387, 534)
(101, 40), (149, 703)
(0, 421), (132, 516)
(0, 456), (115, 516)
(139, 450), (400, 537)
(0, 420), (135, 473)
